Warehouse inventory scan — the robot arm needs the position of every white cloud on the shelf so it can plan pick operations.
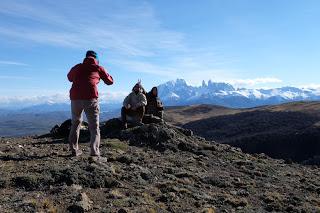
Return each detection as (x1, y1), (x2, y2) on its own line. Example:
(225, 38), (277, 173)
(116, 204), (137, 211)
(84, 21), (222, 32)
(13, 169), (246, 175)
(112, 51), (240, 86)
(0, 60), (28, 66)
(0, 91), (127, 108)
(0, 75), (31, 80)
(226, 77), (283, 88)
(0, 1), (238, 83)
(111, 60), (177, 77)
(0, 1), (285, 91)
(0, 93), (69, 106)
(300, 84), (320, 89)
(99, 91), (128, 103)
(0, 1), (185, 57)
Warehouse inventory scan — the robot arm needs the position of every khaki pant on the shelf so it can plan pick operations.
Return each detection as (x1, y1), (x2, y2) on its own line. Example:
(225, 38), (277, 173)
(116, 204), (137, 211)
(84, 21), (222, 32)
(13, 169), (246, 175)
(68, 99), (100, 156)
(121, 106), (145, 123)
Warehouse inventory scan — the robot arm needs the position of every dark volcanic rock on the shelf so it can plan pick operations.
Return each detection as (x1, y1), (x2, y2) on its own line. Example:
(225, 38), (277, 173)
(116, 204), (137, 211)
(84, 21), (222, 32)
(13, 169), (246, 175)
(12, 175), (42, 191)
(67, 192), (93, 212)
(100, 118), (123, 138)
(0, 179), (6, 188)
(47, 119), (89, 139)
(119, 123), (198, 153)
(100, 117), (167, 139)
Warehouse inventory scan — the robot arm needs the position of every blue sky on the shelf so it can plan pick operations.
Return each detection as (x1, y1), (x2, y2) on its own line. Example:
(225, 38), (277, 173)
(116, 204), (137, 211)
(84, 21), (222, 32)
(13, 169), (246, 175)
(0, 0), (320, 105)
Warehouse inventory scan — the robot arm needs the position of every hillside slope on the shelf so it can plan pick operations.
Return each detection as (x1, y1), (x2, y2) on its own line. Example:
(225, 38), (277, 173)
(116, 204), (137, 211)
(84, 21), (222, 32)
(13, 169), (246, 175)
(179, 102), (320, 163)
(165, 101), (320, 125)
(1, 123), (320, 212)
(164, 104), (243, 126)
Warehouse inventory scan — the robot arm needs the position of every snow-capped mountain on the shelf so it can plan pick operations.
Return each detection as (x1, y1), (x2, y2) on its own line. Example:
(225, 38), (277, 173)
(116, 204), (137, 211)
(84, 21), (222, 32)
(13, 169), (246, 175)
(157, 79), (320, 108)
(1, 79), (319, 113)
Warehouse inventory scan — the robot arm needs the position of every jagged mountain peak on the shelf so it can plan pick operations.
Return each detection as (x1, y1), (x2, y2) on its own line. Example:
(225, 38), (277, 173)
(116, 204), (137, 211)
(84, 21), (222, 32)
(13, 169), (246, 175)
(157, 79), (320, 107)
(162, 78), (188, 87)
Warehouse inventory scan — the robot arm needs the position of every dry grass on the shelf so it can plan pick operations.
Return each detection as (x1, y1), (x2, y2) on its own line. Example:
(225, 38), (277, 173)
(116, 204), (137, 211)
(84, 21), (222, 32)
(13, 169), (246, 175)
(165, 102), (320, 126)
(102, 139), (128, 151)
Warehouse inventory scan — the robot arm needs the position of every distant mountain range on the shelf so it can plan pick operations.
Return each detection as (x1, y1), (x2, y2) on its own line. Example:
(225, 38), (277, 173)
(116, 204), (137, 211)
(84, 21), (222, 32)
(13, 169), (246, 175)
(1, 79), (320, 113)
(158, 79), (320, 108)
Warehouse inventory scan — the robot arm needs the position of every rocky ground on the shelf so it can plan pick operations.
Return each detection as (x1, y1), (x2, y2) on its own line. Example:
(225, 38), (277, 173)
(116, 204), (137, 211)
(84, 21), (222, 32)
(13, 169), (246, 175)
(1, 122), (320, 212)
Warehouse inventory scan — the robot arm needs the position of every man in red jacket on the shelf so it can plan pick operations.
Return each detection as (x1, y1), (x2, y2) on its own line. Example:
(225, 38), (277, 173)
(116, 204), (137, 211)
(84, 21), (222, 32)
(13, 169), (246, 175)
(67, 50), (113, 157)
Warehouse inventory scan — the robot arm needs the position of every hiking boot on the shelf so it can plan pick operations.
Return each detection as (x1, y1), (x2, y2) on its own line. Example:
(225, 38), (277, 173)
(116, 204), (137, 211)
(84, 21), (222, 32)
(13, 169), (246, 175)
(90, 152), (100, 157)
(71, 150), (83, 157)
(98, 156), (108, 163)
(137, 121), (144, 126)
(88, 156), (107, 163)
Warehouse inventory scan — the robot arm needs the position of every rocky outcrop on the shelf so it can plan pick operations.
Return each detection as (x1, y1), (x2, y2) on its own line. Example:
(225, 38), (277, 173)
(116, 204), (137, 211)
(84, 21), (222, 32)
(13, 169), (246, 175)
(46, 119), (89, 139)
(49, 116), (164, 139)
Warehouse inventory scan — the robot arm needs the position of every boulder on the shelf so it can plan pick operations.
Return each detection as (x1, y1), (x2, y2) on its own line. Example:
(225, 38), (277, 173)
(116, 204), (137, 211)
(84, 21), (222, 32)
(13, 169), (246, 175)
(142, 114), (164, 124)
(67, 192), (93, 212)
(50, 119), (89, 138)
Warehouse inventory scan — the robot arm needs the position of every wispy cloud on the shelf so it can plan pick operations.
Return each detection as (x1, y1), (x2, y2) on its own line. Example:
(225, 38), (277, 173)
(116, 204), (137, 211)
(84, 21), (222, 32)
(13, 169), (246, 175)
(1, 1), (281, 90)
(0, 1), (185, 57)
(226, 77), (283, 88)
(99, 91), (128, 102)
(300, 84), (320, 89)
(0, 60), (28, 66)
(0, 91), (127, 108)
(0, 0), (238, 84)
(0, 75), (31, 80)
(112, 52), (241, 86)
(0, 93), (68, 106)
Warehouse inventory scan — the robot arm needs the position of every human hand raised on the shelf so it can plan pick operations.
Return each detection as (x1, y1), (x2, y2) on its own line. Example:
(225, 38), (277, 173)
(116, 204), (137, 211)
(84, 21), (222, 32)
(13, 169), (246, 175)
(125, 104), (131, 109)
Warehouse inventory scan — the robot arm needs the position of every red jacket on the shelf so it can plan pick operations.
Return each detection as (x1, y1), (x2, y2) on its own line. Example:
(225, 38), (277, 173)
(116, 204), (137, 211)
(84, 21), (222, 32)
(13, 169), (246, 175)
(67, 57), (113, 100)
